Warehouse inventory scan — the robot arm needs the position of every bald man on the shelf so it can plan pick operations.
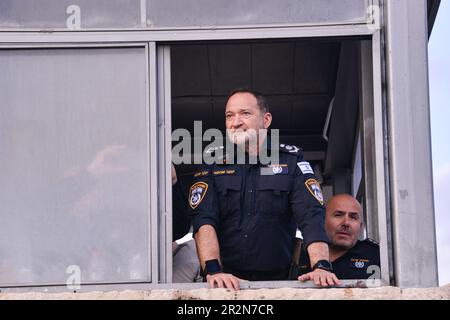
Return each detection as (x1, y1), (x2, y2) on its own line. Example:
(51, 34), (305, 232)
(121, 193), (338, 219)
(298, 194), (380, 280)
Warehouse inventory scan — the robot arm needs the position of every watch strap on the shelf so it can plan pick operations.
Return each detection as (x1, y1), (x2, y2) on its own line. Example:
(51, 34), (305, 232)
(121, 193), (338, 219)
(312, 260), (333, 272)
(204, 259), (223, 276)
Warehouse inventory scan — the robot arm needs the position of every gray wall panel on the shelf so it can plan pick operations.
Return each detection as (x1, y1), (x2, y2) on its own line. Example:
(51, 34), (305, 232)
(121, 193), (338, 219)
(147, 0), (369, 29)
(0, 0), (370, 30)
(0, 0), (141, 29)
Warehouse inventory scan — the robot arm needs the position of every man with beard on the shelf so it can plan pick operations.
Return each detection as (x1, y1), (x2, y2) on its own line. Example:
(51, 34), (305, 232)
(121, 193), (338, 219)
(298, 194), (380, 280)
(188, 89), (340, 290)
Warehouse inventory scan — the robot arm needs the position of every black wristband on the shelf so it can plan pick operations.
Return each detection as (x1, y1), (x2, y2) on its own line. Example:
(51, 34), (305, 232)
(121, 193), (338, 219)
(204, 259), (223, 276)
(312, 260), (333, 272)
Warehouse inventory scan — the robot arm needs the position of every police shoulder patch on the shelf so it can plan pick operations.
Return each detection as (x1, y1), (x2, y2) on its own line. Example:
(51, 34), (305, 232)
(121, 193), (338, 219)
(304, 179), (324, 205)
(189, 182), (208, 210)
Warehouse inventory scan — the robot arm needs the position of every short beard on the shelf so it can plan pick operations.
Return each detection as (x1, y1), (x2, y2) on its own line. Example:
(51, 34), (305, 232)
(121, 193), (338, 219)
(227, 129), (258, 147)
(330, 242), (354, 252)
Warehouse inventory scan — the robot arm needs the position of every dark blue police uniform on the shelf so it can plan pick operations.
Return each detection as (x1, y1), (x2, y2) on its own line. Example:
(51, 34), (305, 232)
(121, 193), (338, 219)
(189, 143), (329, 281)
(298, 239), (380, 279)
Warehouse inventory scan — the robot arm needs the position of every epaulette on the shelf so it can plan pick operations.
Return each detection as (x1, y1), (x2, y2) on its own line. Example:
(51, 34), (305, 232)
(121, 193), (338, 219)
(204, 145), (225, 156)
(279, 143), (303, 157)
(203, 145), (229, 165)
(363, 238), (380, 247)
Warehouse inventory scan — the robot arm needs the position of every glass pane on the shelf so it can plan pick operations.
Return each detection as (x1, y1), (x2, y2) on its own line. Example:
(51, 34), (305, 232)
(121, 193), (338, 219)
(0, 0), (369, 30)
(0, 47), (150, 286)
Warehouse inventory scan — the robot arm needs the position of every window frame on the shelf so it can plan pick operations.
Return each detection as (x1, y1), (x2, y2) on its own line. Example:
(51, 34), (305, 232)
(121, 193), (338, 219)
(0, 2), (392, 291)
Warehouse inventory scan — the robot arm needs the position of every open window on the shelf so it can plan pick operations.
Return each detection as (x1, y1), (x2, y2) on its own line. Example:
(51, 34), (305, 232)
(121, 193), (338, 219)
(168, 37), (384, 284)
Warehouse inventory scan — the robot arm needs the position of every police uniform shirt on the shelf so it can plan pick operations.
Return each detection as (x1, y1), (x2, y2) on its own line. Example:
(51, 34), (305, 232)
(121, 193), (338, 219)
(298, 239), (381, 279)
(188, 143), (329, 276)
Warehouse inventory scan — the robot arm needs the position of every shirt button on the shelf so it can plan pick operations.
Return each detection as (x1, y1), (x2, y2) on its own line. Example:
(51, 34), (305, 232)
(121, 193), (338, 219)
(248, 190), (253, 193)
(244, 234), (248, 238)
(248, 212), (251, 216)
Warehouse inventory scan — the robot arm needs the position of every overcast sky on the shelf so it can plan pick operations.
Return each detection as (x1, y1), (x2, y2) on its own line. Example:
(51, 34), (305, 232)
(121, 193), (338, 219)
(429, 0), (450, 286)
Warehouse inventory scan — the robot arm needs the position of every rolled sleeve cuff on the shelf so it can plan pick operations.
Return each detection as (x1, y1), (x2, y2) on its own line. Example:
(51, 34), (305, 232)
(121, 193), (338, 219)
(192, 214), (218, 235)
(302, 226), (330, 249)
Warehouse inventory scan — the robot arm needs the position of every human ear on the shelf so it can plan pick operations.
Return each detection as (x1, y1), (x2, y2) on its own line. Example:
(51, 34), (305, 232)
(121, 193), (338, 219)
(263, 112), (272, 129)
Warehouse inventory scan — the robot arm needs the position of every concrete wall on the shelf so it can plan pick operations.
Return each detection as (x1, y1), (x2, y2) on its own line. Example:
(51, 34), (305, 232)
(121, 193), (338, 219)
(1, 285), (449, 300)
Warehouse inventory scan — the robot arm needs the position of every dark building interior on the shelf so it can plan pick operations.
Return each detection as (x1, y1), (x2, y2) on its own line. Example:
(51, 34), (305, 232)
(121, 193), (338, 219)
(171, 38), (363, 199)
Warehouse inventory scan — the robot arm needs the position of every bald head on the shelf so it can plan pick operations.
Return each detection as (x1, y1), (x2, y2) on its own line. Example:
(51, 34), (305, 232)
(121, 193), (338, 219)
(325, 194), (363, 251)
(327, 195), (362, 215)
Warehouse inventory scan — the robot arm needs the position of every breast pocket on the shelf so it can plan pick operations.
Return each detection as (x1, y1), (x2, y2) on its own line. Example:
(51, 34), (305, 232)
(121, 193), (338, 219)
(214, 175), (242, 220)
(257, 176), (293, 217)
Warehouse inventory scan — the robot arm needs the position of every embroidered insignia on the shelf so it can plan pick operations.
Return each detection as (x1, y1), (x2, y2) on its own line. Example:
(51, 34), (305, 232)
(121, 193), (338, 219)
(304, 179), (324, 205)
(194, 170), (210, 178)
(189, 182), (208, 209)
(205, 146), (224, 154)
(212, 169), (236, 176)
(260, 164), (288, 176)
(297, 161), (314, 175)
(272, 166), (283, 174)
(351, 259), (369, 269)
(280, 144), (300, 154)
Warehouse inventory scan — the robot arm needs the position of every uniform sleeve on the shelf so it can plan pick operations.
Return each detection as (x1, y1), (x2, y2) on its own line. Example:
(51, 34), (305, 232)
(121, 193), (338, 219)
(290, 153), (330, 248)
(188, 166), (220, 235)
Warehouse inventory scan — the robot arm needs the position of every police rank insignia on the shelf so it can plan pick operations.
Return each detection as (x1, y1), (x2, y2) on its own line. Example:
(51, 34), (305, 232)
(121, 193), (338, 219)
(189, 182), (208, 209)
(305, 179), (324, 205)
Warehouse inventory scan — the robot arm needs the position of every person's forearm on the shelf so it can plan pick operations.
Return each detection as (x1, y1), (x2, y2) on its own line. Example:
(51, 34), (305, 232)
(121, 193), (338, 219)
(307, 242), (330, 268)
(194, 224), (221, 270)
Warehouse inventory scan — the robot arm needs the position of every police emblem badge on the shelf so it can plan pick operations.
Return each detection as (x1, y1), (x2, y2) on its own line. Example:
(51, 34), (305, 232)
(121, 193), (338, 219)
(189, 182), (208, 209)
(351, 259), (369, 269)
(304, 179), (324, 205)
(260, 164), (288, 175)
(272, 166), (283, 174)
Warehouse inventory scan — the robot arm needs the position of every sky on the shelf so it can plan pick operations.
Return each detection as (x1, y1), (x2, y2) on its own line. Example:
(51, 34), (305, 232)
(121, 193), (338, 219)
(429, 0), (450, 286)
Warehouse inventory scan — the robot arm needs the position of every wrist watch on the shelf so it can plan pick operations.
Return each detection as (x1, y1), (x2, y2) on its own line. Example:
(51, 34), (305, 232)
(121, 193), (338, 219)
(312, 260), (333, 272)
(204, 259), (223, 276)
